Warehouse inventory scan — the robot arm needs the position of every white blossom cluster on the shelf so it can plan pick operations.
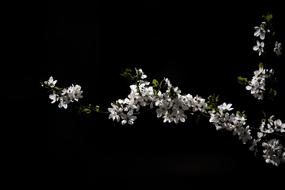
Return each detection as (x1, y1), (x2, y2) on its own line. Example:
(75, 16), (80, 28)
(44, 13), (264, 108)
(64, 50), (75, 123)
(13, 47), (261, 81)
(245, 66), (274, 100)
(260, 116), (285, 134)
(253, 22), (269, 56)
(248, 116), (285, 166)
(108, 69), (207, 125)
(43, 69), (285, 166)
(209, 103), (252, 144)
(107, 69), (285, 166)
(253, 21), (282, 57)
(108, 69), (154, 125)
(43, 76), (83, 109)
(154, 78), (207, 123)
(262, 139), (284, 166)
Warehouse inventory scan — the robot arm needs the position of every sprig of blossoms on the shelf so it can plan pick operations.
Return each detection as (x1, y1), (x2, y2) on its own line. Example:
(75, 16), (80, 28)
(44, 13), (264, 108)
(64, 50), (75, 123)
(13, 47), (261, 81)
(254, 22), (269, 40)
(42, 14), (285, 167)
(108, 69), (154, 125)
(262, 139), (284, 166)
(154, 78), (207, 123)
(253, 40), (265, 56)
(42, 76), (83, 109)
(259, 116), (285, 134)
(245, 66), (274, 100)
(253, 21), (270, 56)
(209, 103), (252, 144)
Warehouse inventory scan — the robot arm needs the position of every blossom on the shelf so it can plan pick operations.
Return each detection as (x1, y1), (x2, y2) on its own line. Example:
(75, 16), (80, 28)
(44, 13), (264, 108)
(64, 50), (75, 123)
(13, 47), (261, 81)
(107, 100), (138, 125)
(253, 40), (264, 56)
(259, 116), (285, 134)
(245, 67), (273, 100)
(63, 84), (83, 102)
(47, 82), (83, 109)
(138, 68), (147, 79)
(273, 41), (282, 56)
(217, 103), (233, 112)
(44, 76), (57, 88)
(49, 93), (58, 103)
(233, 125), (252, 144)
(58, 96), (69, 109)
(262, 139), (284, 166)
(273, 119), (285, 133)
(254, 22), (268, 40)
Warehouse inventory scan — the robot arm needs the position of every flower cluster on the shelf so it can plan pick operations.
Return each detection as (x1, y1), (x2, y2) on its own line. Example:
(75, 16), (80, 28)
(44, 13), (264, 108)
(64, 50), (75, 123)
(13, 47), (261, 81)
(259, 116), (285, 134)
(108, 69), (154, 125)
(108, 70), (208, 125)
(209, 103), (252, 144)
(154, 78), (207, 123)
(43, 76), (83, 109)
(248, 116), (285, 166)
(262, 139), (284, 166)
(253, 22), (269, 56)
(245, 66), (274, 100)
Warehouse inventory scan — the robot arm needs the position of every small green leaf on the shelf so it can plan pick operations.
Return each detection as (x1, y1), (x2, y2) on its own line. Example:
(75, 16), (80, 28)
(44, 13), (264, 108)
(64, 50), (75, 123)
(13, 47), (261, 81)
(259, 62), (264, 69)
(83, 108), (92, 114)
(269, 88), (277, 97)
(95, 105), (100, 112)
(153, 89), (158, 96)
(152, 79), (159, 87)
(120, 68), (134, 81)
(262, 13), (273, 22)
(237, 76), (248, 85)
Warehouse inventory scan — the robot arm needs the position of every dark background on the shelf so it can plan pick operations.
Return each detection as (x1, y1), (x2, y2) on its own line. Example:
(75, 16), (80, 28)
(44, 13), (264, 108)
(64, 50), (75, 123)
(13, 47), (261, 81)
(4, 1), (285, 188)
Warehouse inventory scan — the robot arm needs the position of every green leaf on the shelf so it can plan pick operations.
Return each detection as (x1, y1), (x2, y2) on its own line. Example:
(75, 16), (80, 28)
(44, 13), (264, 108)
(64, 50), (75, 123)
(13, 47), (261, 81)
(206, 94), (220, 111)
(95, 105), (100, 112)
(259, 62), (264, 69)
(83, 108), (92, 114)
(269, 88), (277, 97)
(262, 13), (273, 22)
(237, 76), (248, 85)
(120, 68), (134, 81)
(152, 79), (159, 87)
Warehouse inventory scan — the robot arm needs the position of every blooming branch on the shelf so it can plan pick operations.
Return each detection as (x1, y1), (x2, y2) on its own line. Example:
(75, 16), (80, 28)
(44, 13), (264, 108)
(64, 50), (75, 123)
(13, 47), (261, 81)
(41, 13), (285, 166)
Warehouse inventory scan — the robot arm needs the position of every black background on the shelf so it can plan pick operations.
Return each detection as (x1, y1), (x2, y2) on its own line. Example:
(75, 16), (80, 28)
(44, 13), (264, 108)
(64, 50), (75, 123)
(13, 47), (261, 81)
(4, 1), (285, 188)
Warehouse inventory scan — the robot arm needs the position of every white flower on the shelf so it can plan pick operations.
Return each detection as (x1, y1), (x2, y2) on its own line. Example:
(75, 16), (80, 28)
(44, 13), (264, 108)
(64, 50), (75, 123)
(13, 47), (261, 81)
(273, 119), (285, 133)
(233, 125), (252, 144)
(58, 96), (69, 109)
(274, 41), (282, 56)
(253, 40), (264, 56)
(108, 103), (121, 122)
(259, 118), (274, 133)
(68, 84), (83, 101)
(259, 116), (285, 134)
(217, 103), (233, 112)
(246, 67), (273, 100)
(138, 68), (147, 79)
(254, 22), (268, 40)
(47, 82), (83, 109)
(44, 76), (57, 88)
(262, 139), (283, 166)
(49, 93), (58, 103)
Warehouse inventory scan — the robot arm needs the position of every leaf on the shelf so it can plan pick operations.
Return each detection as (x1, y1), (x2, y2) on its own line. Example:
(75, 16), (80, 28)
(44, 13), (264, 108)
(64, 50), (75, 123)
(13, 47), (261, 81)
(152, 79), (159, 87)
(259, 62), (264, 69)
(262, 13), (273, 22)
(95, 105), (100, 112)
(120, 68), (134, 81)
(237, 76), (248, 85)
